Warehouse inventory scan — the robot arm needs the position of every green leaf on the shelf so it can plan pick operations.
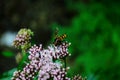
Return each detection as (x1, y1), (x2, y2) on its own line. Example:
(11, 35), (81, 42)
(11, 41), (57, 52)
(2, 51), (14, 57)
(0, 68), (17, 79)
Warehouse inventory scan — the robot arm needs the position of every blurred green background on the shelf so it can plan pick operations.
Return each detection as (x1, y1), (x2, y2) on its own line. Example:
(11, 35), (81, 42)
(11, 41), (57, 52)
(0, 0), (120, 80)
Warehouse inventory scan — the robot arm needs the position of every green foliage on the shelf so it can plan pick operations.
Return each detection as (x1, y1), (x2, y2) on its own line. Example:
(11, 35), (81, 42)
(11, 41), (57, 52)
(2, 51), (14, 57)
(0, 68), (17, 80)
(51, 1), (120, 80)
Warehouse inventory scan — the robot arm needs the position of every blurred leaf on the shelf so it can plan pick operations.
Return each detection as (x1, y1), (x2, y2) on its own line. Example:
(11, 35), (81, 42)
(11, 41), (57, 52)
(51, 1), (120, 80)
(0, 68), (17, 80)
(2, 51), (14, 57)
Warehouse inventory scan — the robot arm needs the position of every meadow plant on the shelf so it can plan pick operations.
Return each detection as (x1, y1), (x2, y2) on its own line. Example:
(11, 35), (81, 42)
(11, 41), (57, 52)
(13, 28), (33, 54)
(12, 28), (86, 80)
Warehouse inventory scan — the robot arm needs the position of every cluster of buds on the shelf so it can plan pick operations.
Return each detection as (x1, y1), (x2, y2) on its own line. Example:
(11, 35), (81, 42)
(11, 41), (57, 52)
(12, 28), (33, 49)
(12, 62), (38, 80)
(49, 42), (71, 59)
(12, 28), (86, 80)
(12, 43), (71, 80)
(72, 74), (87, 80)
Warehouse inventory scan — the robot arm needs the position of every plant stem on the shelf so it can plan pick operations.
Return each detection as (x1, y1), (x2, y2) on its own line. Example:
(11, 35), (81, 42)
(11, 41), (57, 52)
(64, 57), (67, 69)
(64, 57), (67, 79)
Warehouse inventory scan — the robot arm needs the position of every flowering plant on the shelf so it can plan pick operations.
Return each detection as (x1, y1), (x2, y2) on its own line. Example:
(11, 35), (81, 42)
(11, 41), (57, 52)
(12, 28), (86, 80)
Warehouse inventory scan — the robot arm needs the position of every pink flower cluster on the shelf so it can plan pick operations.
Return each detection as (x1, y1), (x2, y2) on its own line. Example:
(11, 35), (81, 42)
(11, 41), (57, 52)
(12, 42), (71, 80)
(12, 28), (33, 49)
(72, 74), (87, 80)
(13, 35), (30, 49)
